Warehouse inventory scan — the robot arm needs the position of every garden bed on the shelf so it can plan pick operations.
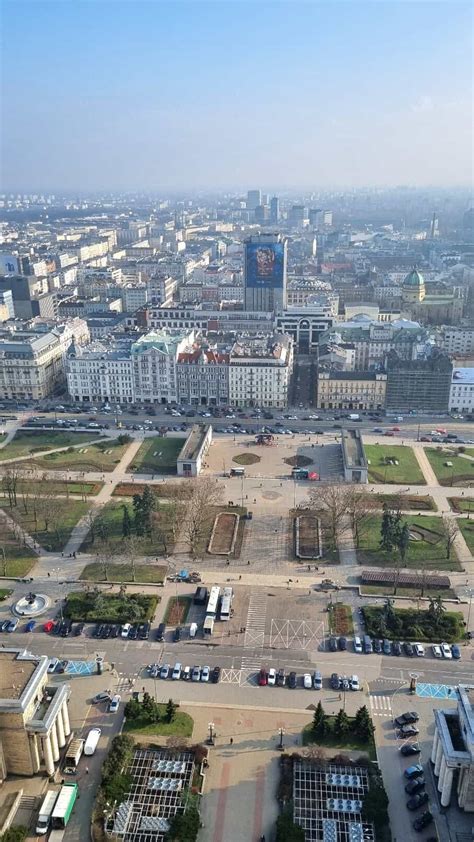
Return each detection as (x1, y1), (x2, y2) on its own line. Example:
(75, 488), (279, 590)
(373, 493), (436, 511)
(302, 717), (375, 759)
(112, 481), (193, 499)
(448, 497), (474, 514)
(284, 454), (314, 468)
(195, 505), (247, 558)
(63, 591), (158, 623)
(362, 604), (464, 642)
(295, 514), (322, 559)
(163, 595), (192, 625)
(328, 603), (354, 635)
(208, 511), (240, 555)
(232, 452), (261, 466)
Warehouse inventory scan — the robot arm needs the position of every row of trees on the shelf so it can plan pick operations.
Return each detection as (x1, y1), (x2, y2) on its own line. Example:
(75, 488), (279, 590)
(124, 692), (178, 724)
(311, 701), (374, 742)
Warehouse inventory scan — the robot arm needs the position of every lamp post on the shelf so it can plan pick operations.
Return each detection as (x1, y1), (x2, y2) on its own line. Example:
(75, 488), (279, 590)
(51, 567), (64, 621)
(465, 588), (473, 646)
(208, 722), (215, 746)
(277, 727), (284, 750)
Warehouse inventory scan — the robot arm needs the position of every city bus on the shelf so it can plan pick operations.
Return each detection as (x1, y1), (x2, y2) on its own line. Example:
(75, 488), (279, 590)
(205, 586), (221, 620)
(219, 586), (233, 621)
(51, 783), (78, 829)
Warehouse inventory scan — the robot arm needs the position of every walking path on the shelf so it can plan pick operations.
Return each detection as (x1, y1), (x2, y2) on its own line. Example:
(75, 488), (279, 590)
(414, 445), (440, 487)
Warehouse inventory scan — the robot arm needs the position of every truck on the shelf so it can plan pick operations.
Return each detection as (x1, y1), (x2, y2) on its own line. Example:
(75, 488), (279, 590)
(51, 783), (78, 829)
(64, 738), (84, 769)
(36, 790), (59, 835)
(348, 413), (360, 421)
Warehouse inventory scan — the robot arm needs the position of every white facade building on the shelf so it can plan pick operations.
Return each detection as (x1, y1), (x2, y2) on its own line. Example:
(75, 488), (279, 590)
(449, 368), (474, 416)
(442, 327), (474, 356)
(229, 334), (293, 408)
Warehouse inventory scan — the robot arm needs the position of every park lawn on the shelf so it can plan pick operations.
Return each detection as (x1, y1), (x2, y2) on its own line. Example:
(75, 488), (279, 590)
(30, 439), (128, 472)
(357, 514), (462, 571)
(123, 706), (193, 738)
(0, 434), (6, 445)
(6, 499), (89, 551)
(302, 719), (376, 760)
(424, 447), (474, 486)
(163, 596), (192, 625)
(79, 562), (166, 583)
(63, 590), (158, 622)
(130, 436), (183, 474)
(458, 519), (474, 554)
(80, 499), (183, 554)
(365, 444), (425, 484)
(362, 604), (464, 643)
(448, 497), (474, 514)
(0, 589), (12, 600)
(1, 479), (103, 502)
(0, 524), (39, 576)
(373, 493), (437, 511)
(0, 430), (99, 462)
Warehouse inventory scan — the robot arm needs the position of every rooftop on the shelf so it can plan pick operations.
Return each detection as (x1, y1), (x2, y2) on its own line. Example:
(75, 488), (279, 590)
(177, 424), (210, 463)
(341, 428), (368, 469)
(0, 650), (39, 700)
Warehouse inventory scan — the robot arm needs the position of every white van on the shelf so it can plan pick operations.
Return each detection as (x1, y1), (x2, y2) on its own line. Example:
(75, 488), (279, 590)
(84, 727), (101, 756)
(189, 623), (198, 639)
(353, 636), (363, 654)
(36, 790), (58, 835)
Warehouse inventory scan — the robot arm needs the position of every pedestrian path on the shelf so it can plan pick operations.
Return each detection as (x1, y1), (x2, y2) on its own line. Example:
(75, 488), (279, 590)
(369, 694), (392, 717)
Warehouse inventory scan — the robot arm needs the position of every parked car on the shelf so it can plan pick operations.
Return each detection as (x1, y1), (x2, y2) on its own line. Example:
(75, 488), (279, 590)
(383, 639), (392, 655)
(441, 642), (452, 659)
(392, 641), (402, 656)
(160, 664), (170, 680)
(405, 777), (425, 795)
(288, 671), (297, 689)
(173, 627), (182, 642)
(92, 691), (112, 705)
(201, 666), (210, 682)
(451, 644), (461, 659)
(25, 620), (36, 632)
(172, 663), (182, 680)
(128, 625), (138, 640)
(303, 673), (312, 689)
(413, 811), (433, 832)
(329, 636), (338, 652)
(401, 743), (421, 756)
(313, 671), (322, 690)
(192, 665), (201, 682)
(74, 622), (85, 636)
(6, 619), (19, 633)
(43, 620), (55, 633)
(395, 711), (420, 726)
(182, 666), (191, 681)
(400, 724), (420, 738)
(120, 623), (131, 639)
(407, 792), (429, 811)
(211, 666), (221, 684)
(276, 668), (286, 687)
(404, 763), (424, 779)
(258, 668), (268, 686)
(338, 636), (347, 651)
(330, 672), (340, 690)
(47, 658), (59, 673)
(413, 643), (425, 657)
(373, 638), (382, 654)
(350, 675), (360, 691)
(404, 642), (414, 657)
(432, 644), (442, 658)
(353, 636), (363, 653)
(108, 694), (121, 713)
(267, 668), (277, 686)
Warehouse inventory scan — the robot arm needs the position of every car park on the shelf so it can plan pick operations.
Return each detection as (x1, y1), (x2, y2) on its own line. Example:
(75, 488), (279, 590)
(441, 642), (452, 659)
(303, 673), (312, 689)
(192, 666), (201, 682)
(211, 666), (221, 684)
(353, 636), (363, 653)
(313, 671), (322, 690)
(268, 668), (277, 686)
(109, 694), (121, 713)
(405, 777), (425, 795)
(432, 644), (442, 658)
(400, 724), (419, 737)
(413, 811), (433, 832)
(395, 711), (419, 726)
(288, 671), (297, 689)
(401, 743), (421, 756)
(160, 664), (170, 680)
(404, 764), (424, 779)
(407, 792), (429, 811)
(172, 663), (182, 680)
(201, 666), (210, 682)
(258, 668), (268, 686)
(451, 644), (461, 659)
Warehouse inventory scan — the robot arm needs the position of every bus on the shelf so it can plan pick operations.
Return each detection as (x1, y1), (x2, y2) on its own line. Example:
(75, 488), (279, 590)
(205, 586), (221, 620)
(36, 790), (59, 835)
(219, 586), (233, 621)
(51, 783), (78, 829)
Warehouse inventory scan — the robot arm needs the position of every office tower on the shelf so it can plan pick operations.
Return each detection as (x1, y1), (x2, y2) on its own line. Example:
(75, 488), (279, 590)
(247, 189), (262, 210)
(254, 204), (270, 224)
(244, 233), (287, 312)
(261, 193), (269, 206)
(270, 196), (280, 224)
(288, 205), (307, 226)
(322, 210), (333, 226)
(309, 208), (322, 227)
(430, 213), (439, 238)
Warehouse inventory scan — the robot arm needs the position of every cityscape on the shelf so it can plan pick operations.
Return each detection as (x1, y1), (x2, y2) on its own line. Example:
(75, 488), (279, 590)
(0, 2), (473, 842)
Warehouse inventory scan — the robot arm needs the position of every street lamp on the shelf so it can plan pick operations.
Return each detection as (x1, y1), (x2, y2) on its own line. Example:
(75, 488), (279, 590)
(465, 588), (473, 645)
(208, 722), (215, 745)
(277, 727), (285, 750)
(51, 567), (64, 621)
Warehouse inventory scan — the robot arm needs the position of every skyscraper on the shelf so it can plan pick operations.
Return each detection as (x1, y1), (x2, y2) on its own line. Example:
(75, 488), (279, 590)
(247, 189), (262, 210)
(270, 196), (280, 224)
(244, 233), (287, 312)
(254, 204), (270, 224)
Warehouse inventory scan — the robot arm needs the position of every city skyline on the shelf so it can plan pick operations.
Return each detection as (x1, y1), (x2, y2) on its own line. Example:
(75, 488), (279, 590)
(2, 0), (473, 192)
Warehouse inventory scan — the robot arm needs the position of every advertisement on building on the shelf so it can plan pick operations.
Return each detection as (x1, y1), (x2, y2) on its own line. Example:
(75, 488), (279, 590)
(245, 243), (284, 289)
(452, 368), (474, 385)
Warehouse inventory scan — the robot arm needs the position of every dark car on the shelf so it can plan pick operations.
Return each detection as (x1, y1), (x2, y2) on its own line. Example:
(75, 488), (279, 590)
(404, 764), (424, 779)
(404, 642), (414, 657)
(407, 792), (429, 811)
(401, 743), (421, 757)
(73, 622), (85, 636)
(128, 625), (138, 640)
(288, 671), (297, 689)
(258, 668), (268, 686)
(383, 639), (392, 655)
(156, 622), (166, 642)
(396, 711), (420, 727)
(277, 668), (286, 687)
(329, 636), (338, 652)
(413, 811), (433, 832)
(373, 638), (382, 654)
(102, 624), (112, 638)
(405, 777), (425, 795)
(110, 624), (119, 638)
(338, 636), (347, 651)
(400, 724), (419, 738)
(392, 641), (402, 656)
(139, 622), (150, 640)
(211, 666), (221, 684)
(93, 623), (102, 638)
(173, 627), (182, 642)
(330, 672), (340, 690)
(52, 621), (62, 636)
(451, 643), (461, 659)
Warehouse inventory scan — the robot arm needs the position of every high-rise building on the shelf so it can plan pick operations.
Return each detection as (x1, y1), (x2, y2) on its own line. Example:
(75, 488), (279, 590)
(309, 208), (322, 227)
(246, 189), (262, 210)
(270, 196), (280, 224)
(254, 204), (270, 224)
(243, 233), (288, 312)
(288, 205), (307, 226)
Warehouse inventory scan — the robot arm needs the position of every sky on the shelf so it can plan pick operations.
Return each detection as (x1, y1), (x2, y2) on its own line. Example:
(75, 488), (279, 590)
(1, 0), (473, 192)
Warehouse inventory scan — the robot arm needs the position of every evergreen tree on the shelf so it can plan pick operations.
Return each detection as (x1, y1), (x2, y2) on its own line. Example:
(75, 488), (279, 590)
(141, 691), (155, 721)
(334, 708), (350, 738)
(398, 522), (410, 562)
(133, 487), (156, 536)
(166, 698), (178, 723)
(122, 504), (132, 538)
(354, 705), (375, 741)
(312, 700), (327, 737)
(380, 504), (393, 551)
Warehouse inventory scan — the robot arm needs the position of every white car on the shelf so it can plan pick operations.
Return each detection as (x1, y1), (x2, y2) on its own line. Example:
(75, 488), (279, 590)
(201, 666), (210, 682)
(413, 643), (425, 657)
(108, 694), (121, 713)
(313, 671), (322, 690)
(303, 673), (312, 689)
(191, 665), (201, 682)
(267, 668), (277, 686)
(353, 636), (363, 653)
(350, 675), (360, 691)
(120, 623), (131, 638)
(441, 642), (452, 659)
(432, 644), (442, 658)
(172, 663), (182, 680)
(47, 657), (59, 674)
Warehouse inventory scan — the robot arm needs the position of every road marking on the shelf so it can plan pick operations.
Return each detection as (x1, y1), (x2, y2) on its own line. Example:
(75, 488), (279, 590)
(220, 668), (242, 684)
(243, 594), (267, 650)
(369, 695), (392, 716)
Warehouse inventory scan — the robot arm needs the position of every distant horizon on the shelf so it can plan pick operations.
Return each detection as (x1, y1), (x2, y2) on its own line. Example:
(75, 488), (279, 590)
(3, 184), (473, 197)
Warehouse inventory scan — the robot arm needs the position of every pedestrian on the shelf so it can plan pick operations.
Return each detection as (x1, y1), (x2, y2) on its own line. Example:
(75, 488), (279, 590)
(47, 572), (51, 578)
(230, 737), (233, 745)
(61, 552), (63, 557)
(85, 766), (89, 774)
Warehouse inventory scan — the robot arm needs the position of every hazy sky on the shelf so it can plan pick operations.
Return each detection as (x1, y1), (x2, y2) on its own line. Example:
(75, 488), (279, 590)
(2, 0), (473, 192)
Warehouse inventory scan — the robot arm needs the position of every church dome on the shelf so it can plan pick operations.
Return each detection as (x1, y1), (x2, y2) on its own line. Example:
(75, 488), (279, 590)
(403, 267), (424, 289)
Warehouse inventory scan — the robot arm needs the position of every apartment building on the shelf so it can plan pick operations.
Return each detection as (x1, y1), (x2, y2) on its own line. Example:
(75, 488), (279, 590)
(131, 330), (189, 404)
(0, 318), (89, 401)
(441, 327), (474, 356)
(317, 370), (387, 411)
(229, 333), (293, 408)
(67, 341), (135, 404)
(449, 367), (474, 416)
(319, 318), (431, 370)
(177, 347), (229, 406)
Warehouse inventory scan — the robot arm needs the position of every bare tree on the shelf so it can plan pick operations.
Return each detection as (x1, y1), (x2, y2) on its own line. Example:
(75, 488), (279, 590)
(346, 489), (376, 549)
(308, 484), (353, 554)
(2, 466), (21, 508)
(441, 516), (458, 560)
(181, 477), (223, 558)
(123, 535), (143, 582)
(95, 539), (120, 582)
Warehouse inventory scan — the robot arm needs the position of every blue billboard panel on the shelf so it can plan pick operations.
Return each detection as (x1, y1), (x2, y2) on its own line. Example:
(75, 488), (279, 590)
(245, 242), (284, 289)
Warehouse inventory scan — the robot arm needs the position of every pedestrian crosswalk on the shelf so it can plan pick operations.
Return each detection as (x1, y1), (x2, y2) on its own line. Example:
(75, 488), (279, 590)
(243, 593), (267, 650)
(369, 695), (392, 717)
(241, 655), (264, 671)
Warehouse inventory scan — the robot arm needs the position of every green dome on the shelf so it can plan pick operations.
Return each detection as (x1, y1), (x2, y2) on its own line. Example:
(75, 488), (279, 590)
(403, 267), (424, 288)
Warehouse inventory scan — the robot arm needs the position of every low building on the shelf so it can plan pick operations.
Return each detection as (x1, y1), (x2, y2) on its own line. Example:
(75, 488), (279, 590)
(431, 685), (474, 810)
(0, 648), (71, 780)
(176, 423), (212, 477)
(317, 370), (387, 411)
(341, 428), (368, 483)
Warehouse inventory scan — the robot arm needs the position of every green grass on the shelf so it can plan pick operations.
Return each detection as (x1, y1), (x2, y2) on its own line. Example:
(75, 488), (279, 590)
(6, 499), (89, 551)
(373, 493), (437, 511)
(0, 528), (37, 576)
(357, 513), (462, 571)
(30, 439), (128, 472)
(302, 719), (376, 760)
(163, 595), (192, 625)
(80, 499), (183, 554)
(63, 590), (158, 622)
(365, 444), (425, 484)
(0, 430), (98, 461)
(0, 589), (12, 600)
(79, 562), (166, 583)
(361, 585), (456, 599)
(425, 447), (474, 486)
(0, 434), (7, 445)
(130, 436), (183, 474)
(448, 497), (474, 514)
(458, 519), (474, 554)
(232, 452), (261, 465)
(123, 706), (193, 738)
(362, 604), (465, 643)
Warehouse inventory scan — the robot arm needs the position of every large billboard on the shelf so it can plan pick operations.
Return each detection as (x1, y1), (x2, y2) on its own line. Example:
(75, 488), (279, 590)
(452, 368), (474, 385)
(245, 242), (285, 289)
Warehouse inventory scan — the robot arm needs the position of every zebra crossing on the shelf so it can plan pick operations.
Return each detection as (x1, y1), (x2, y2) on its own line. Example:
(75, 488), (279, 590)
(243, 593), (267, 650)
(369, 694), (392, 717)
